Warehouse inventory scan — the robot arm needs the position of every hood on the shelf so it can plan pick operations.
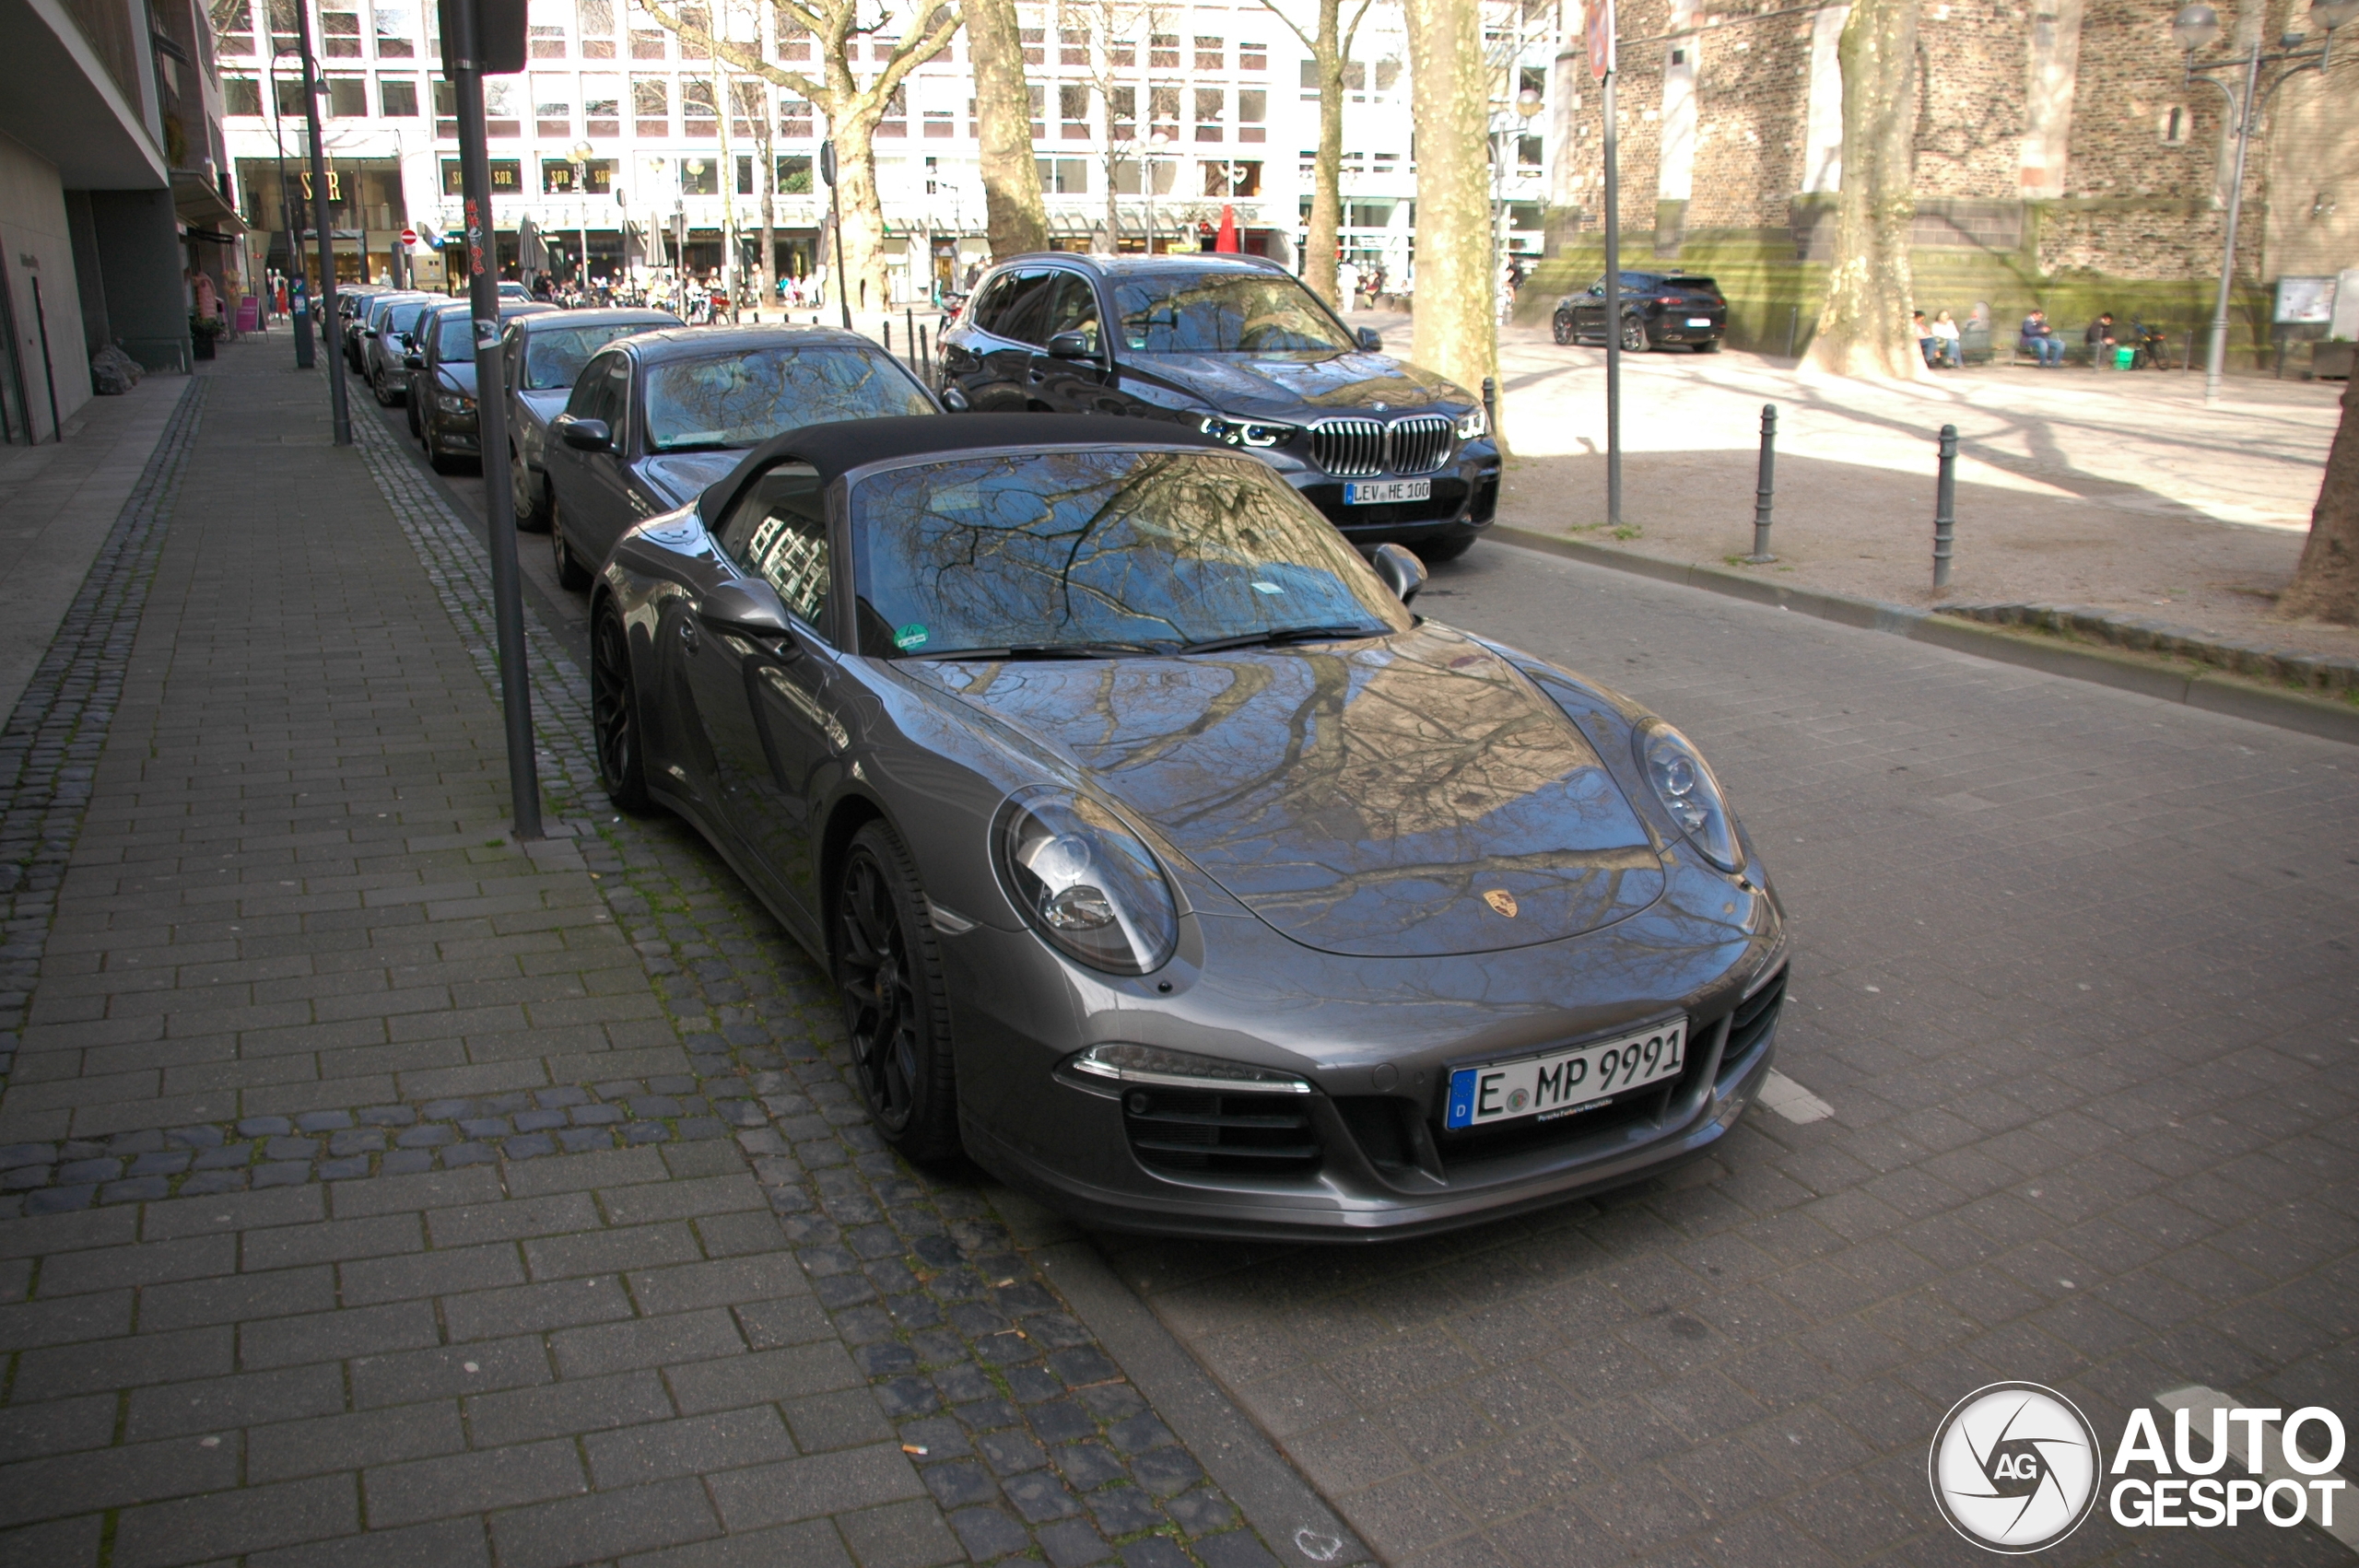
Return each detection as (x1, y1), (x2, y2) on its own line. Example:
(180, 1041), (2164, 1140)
(439, 362), (477, 400)
(1122, 351), (1470, 421)
(518, 388), (571, 427)
(908, 623), (1665, 958)
(633, 450), (752, 509)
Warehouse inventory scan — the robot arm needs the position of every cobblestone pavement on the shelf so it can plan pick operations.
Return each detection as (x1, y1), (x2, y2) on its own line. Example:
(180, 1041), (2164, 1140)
(0, 345), (1341, 1568)
(1097, 544), (2359, 1565)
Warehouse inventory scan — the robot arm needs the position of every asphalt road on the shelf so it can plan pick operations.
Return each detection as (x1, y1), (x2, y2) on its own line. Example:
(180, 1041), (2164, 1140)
(374, 391), (2359, 1565)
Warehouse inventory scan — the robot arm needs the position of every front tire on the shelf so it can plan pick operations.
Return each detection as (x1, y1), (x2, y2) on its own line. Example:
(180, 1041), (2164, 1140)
(590, 600), (651, 813)
(836, 821), (961, 1160)
(549, 500), (592, 590)
(512, 449), (548, 531)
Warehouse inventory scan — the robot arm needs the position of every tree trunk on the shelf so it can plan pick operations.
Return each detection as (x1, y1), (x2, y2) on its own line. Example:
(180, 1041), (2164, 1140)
(968, 0), (1050, 258)
(1403, 0), (1496, 420)
(1802, 0), (1920, 379)
(1303, 8), (1345, 304)
(2277, 373), (2359, 624)
(758, 104), (777, 314)
(832, 110), (890, 315)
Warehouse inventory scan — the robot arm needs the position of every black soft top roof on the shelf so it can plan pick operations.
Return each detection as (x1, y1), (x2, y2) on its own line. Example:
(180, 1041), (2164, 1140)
(696, 414), (1227, 532)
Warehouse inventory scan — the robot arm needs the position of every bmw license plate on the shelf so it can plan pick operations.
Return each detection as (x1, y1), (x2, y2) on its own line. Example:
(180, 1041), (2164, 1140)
(1444, 1020), (1687, 1129)
(1344, 478), (1432, 505)
(1685, 317), (1714, 328)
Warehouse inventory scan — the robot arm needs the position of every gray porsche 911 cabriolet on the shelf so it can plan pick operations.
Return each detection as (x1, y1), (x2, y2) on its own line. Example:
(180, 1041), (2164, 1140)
(591, 415), (1788, 1239)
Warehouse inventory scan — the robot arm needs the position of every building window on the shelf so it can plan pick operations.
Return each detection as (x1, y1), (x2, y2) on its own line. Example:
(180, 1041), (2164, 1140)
(324, 76), (366, 115)
(322, 5), (362, 55)
(1194, 35), (1222, 70)
(1060, 83), (1090, 139)
(1111, 37), (1134, 66)
(683, 77), (717, 132)
(877, 83), (906, 136)
(1109, 85), (1134, 138)
(680, 157), (719, 194)
(531, 24), (566, 57)
(433, 78), (455, 136)
(923, 108), (954, 137)
(218, 1), (255, 54)
(267, 0), (299, 53)
(1028, 84), (1045, 140)
(542, 158), (575, 192)
(778, 153), (812, 193)
(1020, 27), (1042, 64)
(631, 26), (665, 58)
(1060, 27), (1088, 65)
(1037, 158), (1086, 193)
(735, 153), (754, 193)
(1238, 88), (1264, 143)
(1298, 58), (1318, 99)
(1239, 41), (1265, 70)
(2158, 103), (2189, 144)
(1517, 134), (1543, 169)
(380, 75), (418, 114)
(1149, 32), (1177, 67)
(584, 77), (619, 135)
(442, 158), (522, 193)
(676, 4), (710, 57)
(1203, 159), (1260, 196)
(1149, 83), (1179, 129)
(580, 0), (614, 56)
(780, 95), (812, 137)
(1194, 87), (1223, 141)
(222, 76), (262, 114)
(371, 3), (414, 55)
(633, 75), (668, 135)
(777, 20), (811, 61)
(482, 76), (521, 135)
(535, 87), (570, 135)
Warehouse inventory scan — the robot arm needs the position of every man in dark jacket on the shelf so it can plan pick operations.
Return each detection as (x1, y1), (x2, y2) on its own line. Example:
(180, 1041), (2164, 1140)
(2021, 309), (2064, 367)
(2084, 312), (2121, 367)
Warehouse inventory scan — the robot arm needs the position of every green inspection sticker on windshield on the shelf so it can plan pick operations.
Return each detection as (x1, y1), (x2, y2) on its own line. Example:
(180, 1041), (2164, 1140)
(894, 624), (930, 650)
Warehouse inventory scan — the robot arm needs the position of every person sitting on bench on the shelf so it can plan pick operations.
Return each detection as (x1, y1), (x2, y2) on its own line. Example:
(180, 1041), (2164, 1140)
(2021, 309), (2065, 367)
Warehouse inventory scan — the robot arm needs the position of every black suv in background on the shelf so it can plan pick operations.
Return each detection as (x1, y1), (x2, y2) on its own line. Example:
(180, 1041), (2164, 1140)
(1555, 272), (1728, 352)
(937, 254), (1500, 561)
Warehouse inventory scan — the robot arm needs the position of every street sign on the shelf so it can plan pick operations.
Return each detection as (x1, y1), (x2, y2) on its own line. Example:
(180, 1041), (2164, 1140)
(400, 227), (418, 245)
(1587, 0), (1615, 78)
(436, 0), (525, 76)
(819, 140), (837, 188)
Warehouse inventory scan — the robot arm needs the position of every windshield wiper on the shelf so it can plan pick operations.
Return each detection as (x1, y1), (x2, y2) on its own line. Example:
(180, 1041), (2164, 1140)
(1180, 623), (1389, 655)
(917, 640), (1170, 661)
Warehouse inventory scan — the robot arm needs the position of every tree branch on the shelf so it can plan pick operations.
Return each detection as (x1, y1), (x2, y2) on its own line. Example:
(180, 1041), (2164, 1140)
(1251, 0), (1320, 56)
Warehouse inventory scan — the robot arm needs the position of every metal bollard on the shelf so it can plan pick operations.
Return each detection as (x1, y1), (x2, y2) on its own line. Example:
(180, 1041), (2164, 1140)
(906, 307), (917, 371)
(919, 324), (930, 380)
(1932, 423), (1958, 590)
(1746, 404), (1778, 562)
(883, 320), (893, 357)
(1482, 376), (1498, 443)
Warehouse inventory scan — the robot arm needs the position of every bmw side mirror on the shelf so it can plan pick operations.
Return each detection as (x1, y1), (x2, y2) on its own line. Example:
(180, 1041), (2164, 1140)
(557, 415), (612, 452)
(1046, 331), (1097, 361)
(1369, 542), (1428, 605)
(1356, 327), (1382, 352)
(699, 578), (792, 636)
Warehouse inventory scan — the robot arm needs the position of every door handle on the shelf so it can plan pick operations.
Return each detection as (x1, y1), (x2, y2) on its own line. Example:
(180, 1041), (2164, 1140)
(679, 618), (698, 655)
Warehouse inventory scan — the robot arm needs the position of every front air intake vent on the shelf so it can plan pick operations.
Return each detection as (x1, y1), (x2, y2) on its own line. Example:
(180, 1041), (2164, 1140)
(1122, 1087), (1321, 1177)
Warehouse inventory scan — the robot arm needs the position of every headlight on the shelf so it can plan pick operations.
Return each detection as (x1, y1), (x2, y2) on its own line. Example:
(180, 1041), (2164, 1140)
(997, 789), (1179, 975)
(1634, 720), (1742, 872)
(436, 392), (474, 414)
(1069, 1042), (1309, 1094)
(1198, 414), (1295, 449)
(1455, 404), (1488, 440)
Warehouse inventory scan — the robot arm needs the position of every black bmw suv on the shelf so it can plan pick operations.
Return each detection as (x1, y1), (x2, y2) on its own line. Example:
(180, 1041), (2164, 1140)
(937, 253), (1500, 560)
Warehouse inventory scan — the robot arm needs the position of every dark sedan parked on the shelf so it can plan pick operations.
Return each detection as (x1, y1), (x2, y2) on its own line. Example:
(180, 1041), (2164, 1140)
(405, 298), (557, 471)
(503, 307), (682, 531)
(540, 323), (935, 591)
(587, 414), (1786, 1239)
(1554, 272), (1728, 352)
(938, 254), (1500, 562)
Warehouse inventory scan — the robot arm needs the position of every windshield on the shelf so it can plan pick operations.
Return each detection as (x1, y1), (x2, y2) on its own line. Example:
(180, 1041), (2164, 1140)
(387, 301), (434, 340)
(1112, 273), (1356, 354)
(848, 449), (1406, 659)
(523, 322), (674, 390)
(432, 310), (480, 359)
(642, 345), (933, 452)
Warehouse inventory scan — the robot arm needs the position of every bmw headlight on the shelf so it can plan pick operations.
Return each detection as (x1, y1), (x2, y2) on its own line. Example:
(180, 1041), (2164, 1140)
(1198, 414), (1295, 449)
(997, 789), (1179, 975)
(1454, 404), (1488, 440)
(1634, 720), (1742, 872)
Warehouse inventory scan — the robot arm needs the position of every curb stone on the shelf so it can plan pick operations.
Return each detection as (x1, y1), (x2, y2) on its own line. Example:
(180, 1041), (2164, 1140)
(1487, 524), (2359, 747)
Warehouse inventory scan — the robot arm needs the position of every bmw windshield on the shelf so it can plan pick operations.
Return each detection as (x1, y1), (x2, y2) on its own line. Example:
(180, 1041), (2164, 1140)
(1112, 274), (1356, 354)
(847, 449), (1406, 660)
(643, 346), (933, 452)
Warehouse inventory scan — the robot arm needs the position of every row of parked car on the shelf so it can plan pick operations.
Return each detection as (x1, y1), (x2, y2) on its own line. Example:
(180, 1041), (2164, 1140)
(328, 257), (1784, 1242)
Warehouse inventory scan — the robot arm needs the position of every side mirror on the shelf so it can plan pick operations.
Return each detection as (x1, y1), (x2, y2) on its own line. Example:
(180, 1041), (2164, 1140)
(940, 384), (970, 411)
(1356, 327), (1382, 352)
(1046, 331), (1097, 361)
(698, 578), (793, 635)
(557, 415), (613, 452)
(1369, 542), (1428, 605)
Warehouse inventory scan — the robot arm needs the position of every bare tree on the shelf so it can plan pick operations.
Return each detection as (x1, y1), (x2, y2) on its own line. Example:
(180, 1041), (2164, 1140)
(1402, 0), (1495, 416)
(2278, 375), (2359, 623)
(968, 0), (1050, 257)
(643, 0), (960, 314)
(1256, 0), (1377, 305)
(1802, 0), (1921, 378)
(1054, 0), (1168, 252)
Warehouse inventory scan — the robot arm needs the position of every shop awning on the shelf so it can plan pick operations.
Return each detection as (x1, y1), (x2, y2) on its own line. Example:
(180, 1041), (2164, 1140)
(171, 170), (246, 235)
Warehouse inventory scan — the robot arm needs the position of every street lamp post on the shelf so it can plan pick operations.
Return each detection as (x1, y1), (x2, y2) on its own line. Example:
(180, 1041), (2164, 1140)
(2174, 0), (2353, 406)
(571, 139), (594, 289)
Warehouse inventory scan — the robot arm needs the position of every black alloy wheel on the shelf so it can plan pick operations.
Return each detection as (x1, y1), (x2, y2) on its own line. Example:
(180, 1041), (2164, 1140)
(1553, 312), (1577, 345)
(836, 821), (961, 1159)
(370, 368), (393, 406)
(589, 600), (651, 812)
(1621, 315), (1649, 353)
(550, 501), (592, 590)
(406, 389), (422, 438)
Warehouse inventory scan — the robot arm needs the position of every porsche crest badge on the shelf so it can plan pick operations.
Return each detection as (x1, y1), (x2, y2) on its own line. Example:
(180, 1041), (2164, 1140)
(1484, 889), (1519, 918)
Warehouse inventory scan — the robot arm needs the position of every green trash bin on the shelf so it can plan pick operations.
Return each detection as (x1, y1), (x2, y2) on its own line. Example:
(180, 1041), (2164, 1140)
(2115, 345), (2135, 369)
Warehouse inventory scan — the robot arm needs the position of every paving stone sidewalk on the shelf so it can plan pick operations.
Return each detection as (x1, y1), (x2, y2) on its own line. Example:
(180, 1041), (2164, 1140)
(0, 344), (1313, 1566)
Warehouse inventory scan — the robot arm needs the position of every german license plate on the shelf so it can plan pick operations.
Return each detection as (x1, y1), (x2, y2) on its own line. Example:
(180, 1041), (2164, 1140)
(1343, 478), (1431, 505)
(1685, 317), (1714, 328)
(1444, 1020), (1686, 1129)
